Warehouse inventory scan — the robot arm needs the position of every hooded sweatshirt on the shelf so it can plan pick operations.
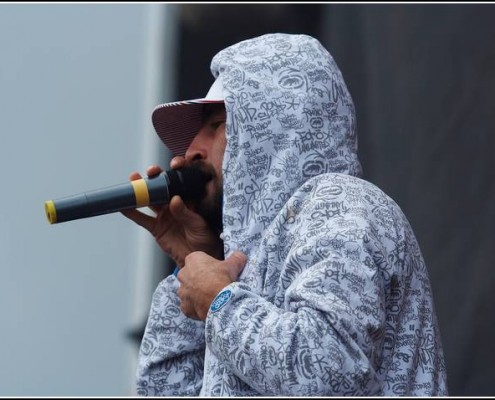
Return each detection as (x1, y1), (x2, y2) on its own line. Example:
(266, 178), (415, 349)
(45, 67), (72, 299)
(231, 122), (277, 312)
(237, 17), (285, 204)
(136, 33), (448, 396)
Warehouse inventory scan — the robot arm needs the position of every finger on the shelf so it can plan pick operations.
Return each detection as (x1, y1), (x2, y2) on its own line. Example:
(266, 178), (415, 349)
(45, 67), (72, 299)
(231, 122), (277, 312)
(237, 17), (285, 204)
(177, 284), (200, 320)
(129, 171), (142, 181)
(168, 196), (207, 229)
(120, 209), (155, 232)
(146, 164), (163, 177)
(224, 251), (247, 281)
(180, 301), (200, 320)
(170, 157), (186, 170)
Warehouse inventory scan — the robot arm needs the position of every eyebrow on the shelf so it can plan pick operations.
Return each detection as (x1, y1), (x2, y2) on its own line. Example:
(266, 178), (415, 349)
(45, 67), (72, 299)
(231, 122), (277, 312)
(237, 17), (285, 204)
(201, 104), (226, 123)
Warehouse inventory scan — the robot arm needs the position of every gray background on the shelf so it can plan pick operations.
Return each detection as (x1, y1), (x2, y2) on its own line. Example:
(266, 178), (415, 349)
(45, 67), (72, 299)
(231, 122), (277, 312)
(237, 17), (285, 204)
(0, 3), (173, 395)
(1, 3), (494, 396)
(325, 5), (495, 395)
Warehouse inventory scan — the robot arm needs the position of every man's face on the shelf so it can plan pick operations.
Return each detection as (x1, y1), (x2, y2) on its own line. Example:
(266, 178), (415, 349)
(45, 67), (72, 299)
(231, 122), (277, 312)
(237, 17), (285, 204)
(184, 103), (227, 234)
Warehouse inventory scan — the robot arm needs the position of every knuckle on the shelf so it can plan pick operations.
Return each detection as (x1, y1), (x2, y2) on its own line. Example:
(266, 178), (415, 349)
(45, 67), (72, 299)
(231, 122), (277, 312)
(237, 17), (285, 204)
(184, 252), (195, 264)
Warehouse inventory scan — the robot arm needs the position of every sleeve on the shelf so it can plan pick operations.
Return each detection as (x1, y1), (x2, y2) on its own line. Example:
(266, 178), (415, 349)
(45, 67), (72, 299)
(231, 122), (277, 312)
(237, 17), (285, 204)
(204, 222), (388, 395)
(136, 273), (206, 396)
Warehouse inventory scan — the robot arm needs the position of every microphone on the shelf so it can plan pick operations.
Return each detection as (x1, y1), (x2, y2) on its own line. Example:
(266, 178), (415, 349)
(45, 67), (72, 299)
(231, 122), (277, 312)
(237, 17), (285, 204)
(44, 166), (212, 224)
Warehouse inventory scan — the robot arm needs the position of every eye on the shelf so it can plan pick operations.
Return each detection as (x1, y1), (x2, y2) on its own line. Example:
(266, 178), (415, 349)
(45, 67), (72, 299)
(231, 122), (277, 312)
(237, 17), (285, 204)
(211, 120), (226, 130)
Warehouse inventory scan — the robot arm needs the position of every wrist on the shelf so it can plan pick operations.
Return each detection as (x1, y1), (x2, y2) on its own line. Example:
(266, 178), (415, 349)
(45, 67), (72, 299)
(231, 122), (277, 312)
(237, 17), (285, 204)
(198, 278), (233, 320)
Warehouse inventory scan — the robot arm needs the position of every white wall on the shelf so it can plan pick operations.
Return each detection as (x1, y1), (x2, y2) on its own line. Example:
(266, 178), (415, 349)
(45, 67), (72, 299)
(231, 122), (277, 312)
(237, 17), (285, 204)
(0, 3), (176, 395)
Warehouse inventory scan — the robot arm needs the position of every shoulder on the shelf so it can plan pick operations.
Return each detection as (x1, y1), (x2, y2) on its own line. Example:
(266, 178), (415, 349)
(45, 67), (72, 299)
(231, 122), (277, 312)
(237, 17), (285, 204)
(294, 173), (401, 217)
(287, 173), (412, 247)
(304, 173), (391, 203)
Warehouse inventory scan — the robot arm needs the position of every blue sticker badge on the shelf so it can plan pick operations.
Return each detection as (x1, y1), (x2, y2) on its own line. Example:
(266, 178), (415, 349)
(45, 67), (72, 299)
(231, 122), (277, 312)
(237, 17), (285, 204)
(210, 289), (233, 313)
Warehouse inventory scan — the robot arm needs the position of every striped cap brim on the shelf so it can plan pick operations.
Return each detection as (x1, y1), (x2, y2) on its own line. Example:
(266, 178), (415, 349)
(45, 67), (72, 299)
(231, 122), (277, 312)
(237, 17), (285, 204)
(151, 77), (224, 157)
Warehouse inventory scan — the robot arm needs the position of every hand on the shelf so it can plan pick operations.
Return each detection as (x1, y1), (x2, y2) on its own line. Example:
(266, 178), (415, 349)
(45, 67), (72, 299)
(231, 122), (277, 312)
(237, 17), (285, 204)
(121, 159), (223, 267)
(177, 251), (247, 320)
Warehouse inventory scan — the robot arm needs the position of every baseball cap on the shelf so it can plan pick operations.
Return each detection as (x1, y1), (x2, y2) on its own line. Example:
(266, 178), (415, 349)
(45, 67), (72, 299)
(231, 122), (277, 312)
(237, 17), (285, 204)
(152, 76), (225, 157)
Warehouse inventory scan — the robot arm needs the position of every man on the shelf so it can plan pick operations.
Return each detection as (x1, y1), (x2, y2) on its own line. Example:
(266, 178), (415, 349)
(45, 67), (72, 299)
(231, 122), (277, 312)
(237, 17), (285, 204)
(123, 33), (448, 396)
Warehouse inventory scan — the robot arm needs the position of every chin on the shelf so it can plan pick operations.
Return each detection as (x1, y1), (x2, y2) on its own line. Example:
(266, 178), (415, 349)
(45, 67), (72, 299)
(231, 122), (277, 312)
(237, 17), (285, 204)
(184, 161), (223, 234)
(196, 185), (223, 235)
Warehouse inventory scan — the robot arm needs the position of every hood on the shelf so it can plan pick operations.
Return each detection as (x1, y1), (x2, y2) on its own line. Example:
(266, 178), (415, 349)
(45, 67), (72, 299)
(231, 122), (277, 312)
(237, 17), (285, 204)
(210, 33), (363, 255)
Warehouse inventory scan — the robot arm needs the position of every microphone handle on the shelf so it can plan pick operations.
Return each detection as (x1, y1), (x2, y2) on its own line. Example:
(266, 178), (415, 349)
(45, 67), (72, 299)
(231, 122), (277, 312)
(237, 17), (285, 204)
(45, 170), (182, 224)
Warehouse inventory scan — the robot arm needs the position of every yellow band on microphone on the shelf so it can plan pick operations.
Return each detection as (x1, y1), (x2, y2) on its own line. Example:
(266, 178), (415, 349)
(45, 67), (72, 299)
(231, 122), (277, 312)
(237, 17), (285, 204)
(131, 179), (150, 207)
(45, 200), (57, 224)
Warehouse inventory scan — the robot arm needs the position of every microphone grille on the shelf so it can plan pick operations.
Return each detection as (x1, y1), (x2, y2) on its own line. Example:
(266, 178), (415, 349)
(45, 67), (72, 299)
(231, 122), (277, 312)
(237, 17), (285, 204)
(167, 165), (213, 201)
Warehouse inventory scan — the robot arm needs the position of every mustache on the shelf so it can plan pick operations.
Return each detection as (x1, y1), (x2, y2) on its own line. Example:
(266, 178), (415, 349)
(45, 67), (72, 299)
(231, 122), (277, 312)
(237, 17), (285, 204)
(180, 161), (216, 201)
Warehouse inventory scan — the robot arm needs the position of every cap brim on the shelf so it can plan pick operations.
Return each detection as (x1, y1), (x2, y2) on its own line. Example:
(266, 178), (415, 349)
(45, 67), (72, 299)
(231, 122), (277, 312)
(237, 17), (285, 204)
(152, 99), (223, 157)
(152, 77), (225, 157)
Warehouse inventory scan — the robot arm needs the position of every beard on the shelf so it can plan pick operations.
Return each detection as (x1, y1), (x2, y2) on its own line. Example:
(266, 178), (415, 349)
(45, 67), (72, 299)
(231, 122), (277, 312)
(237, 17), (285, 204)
(183, 161), (223, 235)
(194, 180), (223, 235)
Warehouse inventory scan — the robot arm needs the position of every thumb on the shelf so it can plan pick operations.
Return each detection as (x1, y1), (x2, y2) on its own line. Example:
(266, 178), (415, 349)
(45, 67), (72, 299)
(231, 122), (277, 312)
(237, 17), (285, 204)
(224, 251), (247, 281)
(169, 195), (206, 228)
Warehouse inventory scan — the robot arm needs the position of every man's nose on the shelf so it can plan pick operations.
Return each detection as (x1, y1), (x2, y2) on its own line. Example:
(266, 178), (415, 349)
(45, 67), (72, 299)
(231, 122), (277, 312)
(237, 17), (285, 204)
(184, 140), (207, 162)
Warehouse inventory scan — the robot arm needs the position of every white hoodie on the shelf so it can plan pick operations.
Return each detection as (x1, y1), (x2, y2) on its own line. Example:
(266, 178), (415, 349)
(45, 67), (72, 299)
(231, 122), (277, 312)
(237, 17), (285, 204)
(136, 33), (448, 396)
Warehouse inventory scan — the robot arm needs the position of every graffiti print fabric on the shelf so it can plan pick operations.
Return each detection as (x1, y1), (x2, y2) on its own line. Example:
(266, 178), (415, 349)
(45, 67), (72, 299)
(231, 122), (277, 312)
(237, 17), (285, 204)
(136, 33), (448, 396)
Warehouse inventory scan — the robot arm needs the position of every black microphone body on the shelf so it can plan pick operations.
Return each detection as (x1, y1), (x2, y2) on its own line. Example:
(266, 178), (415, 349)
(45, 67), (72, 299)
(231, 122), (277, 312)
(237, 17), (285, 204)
(45, 166), (211, 224)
